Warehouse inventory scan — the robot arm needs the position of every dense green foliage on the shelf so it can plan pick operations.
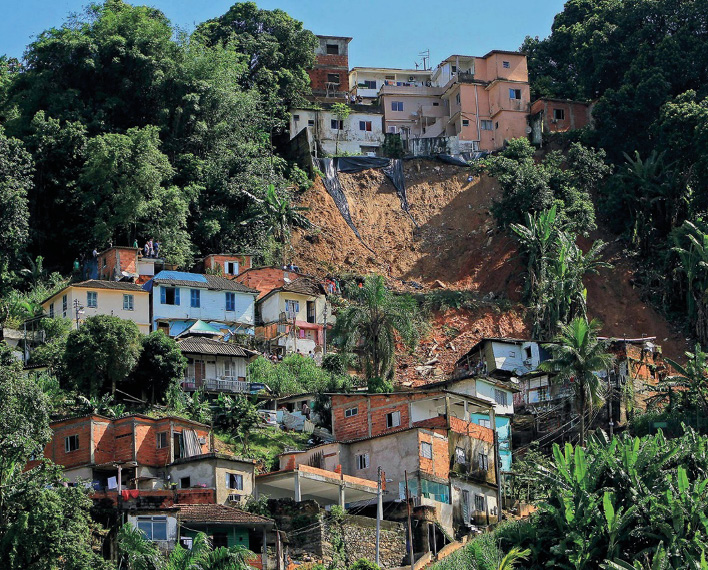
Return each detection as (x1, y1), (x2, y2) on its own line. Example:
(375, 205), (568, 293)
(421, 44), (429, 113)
(0, 349), (109, 569)
(248, 353), (351, 397)
(478, 138), (610, 235)
(0, 0), (312, 274)
(332, 274), (426, 381)
(128, 331), (187, 404)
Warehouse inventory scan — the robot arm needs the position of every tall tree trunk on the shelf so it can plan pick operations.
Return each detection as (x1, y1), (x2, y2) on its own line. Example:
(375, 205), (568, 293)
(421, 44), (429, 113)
(579, 386), (586, 447)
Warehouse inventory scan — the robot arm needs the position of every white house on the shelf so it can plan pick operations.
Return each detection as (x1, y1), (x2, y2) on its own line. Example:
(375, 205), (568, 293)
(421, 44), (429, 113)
(151, 271), (258, 338)
(290, 106), (384, 156)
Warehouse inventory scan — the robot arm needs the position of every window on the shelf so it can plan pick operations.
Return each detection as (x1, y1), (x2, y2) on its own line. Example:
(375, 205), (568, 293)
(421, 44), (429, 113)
(293, 114), (300, 121)
(137, 516), (168, 542)
(391, 101), (404, 112)
(62, 294), (68, 318)
(225, 261), (239, 275)
(308, 119), (315, 127)
(421, 441), (433, 459)
(478, 418), (491, 428)
(455, 93), (461, 105)
(327, 73), (340, 84)
(87, 291), (97, 308)
(361, 79), (377, 89)
(553, 108), (565, 120)
(359, 120), (373, 131)
(481, 120), (494, 131)
(344, 407), (358, 418)
(285, 300), (300, 316)
(455, 447), (467, 464)
(65, 435), (79, 453)
(49, 303), (54, 318)
(123, 294), (134, 311)
(180, 476), (191, 489)
(386, 411), (401, 428)
(509, 351), (515, 358)
(494, 389), (508, 407)
(509, 88), (522, 100)
(226, 473), (243, 490)
(190, 289), (200, 308)
(451, 65), (457, 73)
(388, 126), (397, 134)
(356, 453), (369, 469)
(385, 75), (395, 80)
(157, 432), (168, 449)
(495, 121), (499, 129)
(330, 119), (344, 130)
(478, 453), (489, 471)
(433, 102), (440, 106)
(326, 43), (339, 55)
(502, 60), (510, 69)
(462, 119), (470, 127)
(474, 494), (486, 512)
(160, 287), (180, 305)
(537, 386), (548, 401)
(225, 292), (236, 311)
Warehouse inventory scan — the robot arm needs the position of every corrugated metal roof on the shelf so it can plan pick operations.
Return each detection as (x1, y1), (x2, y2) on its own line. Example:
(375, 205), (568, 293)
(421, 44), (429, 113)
(154, 271), (258, 293)
(177, 337), (258, 357)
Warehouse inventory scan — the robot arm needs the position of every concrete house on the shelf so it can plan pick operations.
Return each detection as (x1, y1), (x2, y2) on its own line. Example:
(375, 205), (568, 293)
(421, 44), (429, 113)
(307, 35), (352, 101)
(289, 104), (384, 156)
(95, 245), (172, 285)
(196, 253), (253, 277)
(529, 98), (594, 144)
(235, 267), (332, 356)
(150, 271), (258, 337)
(41, 280), (150, 333)
(177, 336), (261, 394)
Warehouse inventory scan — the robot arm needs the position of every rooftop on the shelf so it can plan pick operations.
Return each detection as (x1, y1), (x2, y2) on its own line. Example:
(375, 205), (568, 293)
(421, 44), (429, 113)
(42, 280), (148, 304)
(153, 271), (258, 294)
(177, 337), (259, 358)
(177, 503), (272, 525)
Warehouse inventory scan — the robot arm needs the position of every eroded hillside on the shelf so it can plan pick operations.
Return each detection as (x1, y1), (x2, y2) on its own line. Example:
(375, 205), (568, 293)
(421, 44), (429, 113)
(292, 159), (690, 379)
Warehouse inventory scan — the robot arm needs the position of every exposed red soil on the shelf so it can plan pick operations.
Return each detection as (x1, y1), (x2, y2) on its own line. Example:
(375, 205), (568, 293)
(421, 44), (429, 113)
(291, 158), (691, 381)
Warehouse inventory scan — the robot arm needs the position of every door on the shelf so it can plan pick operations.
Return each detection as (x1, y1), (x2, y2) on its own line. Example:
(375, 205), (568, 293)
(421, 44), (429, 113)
(194, 360), (205, 387)
(462, 489), (470, 524)
(306, 301), (315, 323)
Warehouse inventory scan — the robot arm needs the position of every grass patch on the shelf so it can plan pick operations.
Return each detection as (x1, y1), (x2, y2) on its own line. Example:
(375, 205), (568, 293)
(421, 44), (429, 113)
(216, 426), (311, 473)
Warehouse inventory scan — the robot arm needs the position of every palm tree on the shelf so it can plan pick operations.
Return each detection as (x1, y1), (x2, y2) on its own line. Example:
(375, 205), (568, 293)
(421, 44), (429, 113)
(539, 317), (613, 446)
(242, 183), (311, 246)
(662, 343), (708, 413)
(333, 274), (425, 381)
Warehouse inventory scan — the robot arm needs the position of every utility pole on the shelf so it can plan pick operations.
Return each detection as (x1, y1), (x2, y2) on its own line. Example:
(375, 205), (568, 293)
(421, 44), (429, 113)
(493, 431), (502, 525)
(607, 371), (614, 439)
(73, 299), (84, 329)
(322, 302), (328, 356)
(404, 470), (414, 570)
(375, 466), (382, 566)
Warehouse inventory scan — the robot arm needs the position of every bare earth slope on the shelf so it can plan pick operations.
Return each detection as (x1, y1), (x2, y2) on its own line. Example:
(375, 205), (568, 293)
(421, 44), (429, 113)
(292, 159), (689, 377)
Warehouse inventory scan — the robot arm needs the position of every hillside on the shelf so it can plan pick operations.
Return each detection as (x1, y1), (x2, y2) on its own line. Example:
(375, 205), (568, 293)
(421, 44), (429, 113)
(292, 158), (691, 380)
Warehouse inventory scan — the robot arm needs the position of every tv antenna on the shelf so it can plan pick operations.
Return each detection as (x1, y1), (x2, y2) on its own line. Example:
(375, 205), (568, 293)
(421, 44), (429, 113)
(418, 49), (430, 71)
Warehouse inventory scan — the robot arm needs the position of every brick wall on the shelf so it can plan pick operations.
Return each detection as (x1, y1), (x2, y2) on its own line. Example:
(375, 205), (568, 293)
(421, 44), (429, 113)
(92, 488), (215, 507)
(203, 254), (252, 275)
(97, 247), (139, 281)
(417, 429), (449, 479)
(449, 416), (494, 444)
(235, 267), (302, 299)
(42, 417), (93, 469)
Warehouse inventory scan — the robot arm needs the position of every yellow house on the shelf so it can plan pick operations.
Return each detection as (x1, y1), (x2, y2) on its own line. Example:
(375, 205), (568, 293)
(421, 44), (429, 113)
(41, 280), (150, 333)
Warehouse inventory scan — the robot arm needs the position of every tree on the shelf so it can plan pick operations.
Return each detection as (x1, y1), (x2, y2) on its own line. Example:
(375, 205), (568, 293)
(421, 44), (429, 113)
(539, 317), (613, 446)
(0, 128), (32, 293)
(214, 394), (260, 454)
(332, 274), (425, 381)
(331, 103), (351, 155)
(660, 343), (708, 414)
(0, 349), (109, 569)
(63, 314), (141, 397)
(130, 331), (187, 404)
(195, 2), (318, 122)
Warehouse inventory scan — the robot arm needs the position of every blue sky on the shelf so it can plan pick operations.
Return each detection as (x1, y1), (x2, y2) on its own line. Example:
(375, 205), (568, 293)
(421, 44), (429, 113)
(2, 0), (566, 68)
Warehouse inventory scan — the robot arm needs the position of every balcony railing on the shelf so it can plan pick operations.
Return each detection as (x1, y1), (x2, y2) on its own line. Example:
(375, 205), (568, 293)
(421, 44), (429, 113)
(182, 376), (251, 393)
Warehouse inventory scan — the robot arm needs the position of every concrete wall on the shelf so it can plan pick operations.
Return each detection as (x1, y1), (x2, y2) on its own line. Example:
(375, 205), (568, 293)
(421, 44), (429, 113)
(184, 354), (249, 382)
(450, 478), (498, 527)
(290, 108), (384, 155)
(474, 378), (514, 416)
(152, 285), (255, 331)
(167, 457), (254, 505)
(127, 512), (178, 552)
(42, 287), (150, 333)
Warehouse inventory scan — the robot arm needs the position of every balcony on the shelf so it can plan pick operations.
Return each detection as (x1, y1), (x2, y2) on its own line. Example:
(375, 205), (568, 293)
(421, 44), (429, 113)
(181, 376), (253, 394)
(380, 84), (443, 97)
(420, 104), (446, 118)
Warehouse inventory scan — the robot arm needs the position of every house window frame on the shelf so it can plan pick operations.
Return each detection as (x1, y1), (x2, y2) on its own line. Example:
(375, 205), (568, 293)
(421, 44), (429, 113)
(455, 446), (466, 464)
(509, 88), (522, 100)
(225, 261), (239, 275)
(330, 119), (344, 130)
(478, 453), (489, 471)
(62, 294), (68, 318)
(474, 494), (486, 512)
(356, 453), (369, 470)
(86, 291), (97, 308)
(481, 120), (493, 131)
(190, 289), (201, 308)
(391, 101), (404, 112)
(49, 303), (54, 318)
(157, 432), (168, 449)
(494, 389), (508, 407)
(553, 108), (565, 120)
(344, 407), (358, 418)
(462, 119), (470, 127)
(359, 120), (372, 132)
(327, 73), (341, 84)
(421, 441), (433, 459)
(226, 472), (244, 490)
(326, 43), (339, 55)
(225, 292), (236, 312)
(502, 61), (510, 69)
(285, 300), (300, 316)
(161, 286), (180, 306)
(123, 294), (134, 311)
(386, 410), (401, 428)
(307, 119), (315, 127)
(137, 516), (168, 542)
(362, 79), (376, 89)
(65, 434), (79, 453)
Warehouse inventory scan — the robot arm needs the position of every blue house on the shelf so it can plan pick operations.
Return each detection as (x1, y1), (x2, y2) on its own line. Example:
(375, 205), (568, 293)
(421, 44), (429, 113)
(150, 271), (258, 338)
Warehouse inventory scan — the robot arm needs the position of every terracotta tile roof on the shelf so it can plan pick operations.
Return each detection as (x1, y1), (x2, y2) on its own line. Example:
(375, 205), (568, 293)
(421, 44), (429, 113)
(177, 503), (272, 525)
(42, 280), (148, 304)
(259, 277), (323, 303)
(153, 271), (258, 294)
(177, 337), (258, 358)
